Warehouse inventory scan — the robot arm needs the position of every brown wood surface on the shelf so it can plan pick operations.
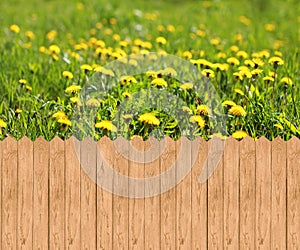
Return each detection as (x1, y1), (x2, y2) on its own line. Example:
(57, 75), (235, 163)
(2, 137), (18, 249)
(255, 137), (271, 249)
(33, 137), (49, 249)
(80, 137), (97, 249)
(223, 137), (239, 249)
(287, 137), (300, 249)
(65, 137), (81, 249)
(239, 137), (256, 250)
(271, 137), (287, 249)
(128, 137), (145, 249)
(17, 137), (33, 249)
(49, 136), (65, 249)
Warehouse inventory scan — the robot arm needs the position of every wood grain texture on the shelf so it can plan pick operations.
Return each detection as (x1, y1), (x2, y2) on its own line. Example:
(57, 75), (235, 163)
(176, 137), (192, 249)
(144, 137), (161, 250)
(112, 137), (129, 249)
(271, 137), (286, 250)
(191, 138), (207, 250)
(287, 137), (300, 249)
(80, 137), (97, 249)
(97, 136), (113, 249)
(49, 136), (65, 249)
(255, 137), (271, 249)
(207, 137), (224, 250)
(65, 137), (81, 249)
(160, 137), (176, 250)
(128, 137), (145, 249)
(223, 137), (239, 249)
(239, 137), (256, 250)
(17, 137), (33, 249)
(2, 137), (18, 249)
(33, 137), (49, 249)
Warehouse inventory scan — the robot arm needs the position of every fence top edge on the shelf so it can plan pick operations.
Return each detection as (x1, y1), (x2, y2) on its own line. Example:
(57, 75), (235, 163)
(1, 135), (299, 143)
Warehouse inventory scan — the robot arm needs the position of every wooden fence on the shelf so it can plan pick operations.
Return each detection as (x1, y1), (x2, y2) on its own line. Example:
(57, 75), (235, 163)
(0, 136), (299, 249)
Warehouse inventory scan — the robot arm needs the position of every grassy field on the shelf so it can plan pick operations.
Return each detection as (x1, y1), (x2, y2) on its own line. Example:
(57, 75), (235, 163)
(0, 0), (299, 140)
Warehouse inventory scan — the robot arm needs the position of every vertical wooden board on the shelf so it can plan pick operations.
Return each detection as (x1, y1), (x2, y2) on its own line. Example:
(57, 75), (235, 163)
(271, 137), (286, 249)
(80, 137), (97, 249)
(128, 137), (145, 249)
(223, 137), (239, 249)
(65, 137), (81, 249)
(112, 137), (129, 249)
(176, 137), (192, 249)
(239, 137), (256, 250)
(17, 137), (33, 249)
(144, 137), (161, 250)
(96, 136), (113, 249)
(33, 137), (49, 249)
(160, 137), (176, 250)
(287, 137), (300, 249)
(49, 136), (65, 249)
(255, 137), (271, 249)
(191, 138), (208, 250)
(207, 137), (224, 249)
(2, 137), (18, 249)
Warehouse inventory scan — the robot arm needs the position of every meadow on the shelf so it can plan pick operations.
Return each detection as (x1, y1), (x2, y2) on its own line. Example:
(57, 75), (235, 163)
(0, 0), (299, 141)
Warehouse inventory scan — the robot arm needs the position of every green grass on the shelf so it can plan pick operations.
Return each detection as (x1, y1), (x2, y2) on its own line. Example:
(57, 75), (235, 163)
(0, 0), (299, 140)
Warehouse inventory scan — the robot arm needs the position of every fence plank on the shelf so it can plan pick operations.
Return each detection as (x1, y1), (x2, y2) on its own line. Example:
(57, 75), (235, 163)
(255, 137), (271, 249)
(2, 137), (18, 249)
(128, 137), (145, 249)
(144, 137), (161, 249)
(65, 137), (81, 249)
(271, 137), (286, 249)
(191, 138), (207, 249)
(97, 136), (113, 249)
(33, 137), (49, 249)
(17, 137), (33, 249)
(49, 136), (65, 249)
(207, 137), (224, 249)
(223, 137), (239, 249)
(80, 137), (97, 249)
(176, 137), (192, 249)
(287, 137), (300, 249)
(239, 137), (256, 249)
(112, 137), (129, 249)
(160, 137), (176, 249)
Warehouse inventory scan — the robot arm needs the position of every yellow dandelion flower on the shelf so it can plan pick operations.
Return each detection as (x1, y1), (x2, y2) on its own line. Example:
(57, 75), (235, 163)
(268, 71), (277, 78)
(62, 71), (73, 79)
(167, 25), (175, 32)
(239, 70), (252, 79)
(239, 16), (251, 26)
(258, 50), (270, 58)
(180, 82), (194, 90)
(25, 30), (35, 39)
(264, 23), (275, 31)
(156, 36), (167, 45)
(244, 59), (255, 68)
(213, 63), (228, 71)
(202, 69), (215, 78)
(263, 76), (275, 82)
(232, 130), (248, 140)
(183, 51), (193, 60)
(222, 100), (236, 107)
(86, 98), (100, 107)
(122, 92), (132, 98)
(274, 51), (283, 57)
(252, 58), (264, 68)
(95, 120), (117, 132)
(228, 105), (246, 117)
(19, 79), (27, 85)
(227, 57), (240, 66)
(80, 64), (93, 72)
(138, 113), (160, 126)
(145, 70), (157, 78)
(120, 75), (137, 85)
(236, 50), (248, 59)
(46, 30), (57, 40)
(234, 88), (245, 96)
(230, 45), (239, 52)
(9, 24), (20, 33)
(49, 45), (60, 54)
(151, 78), (167, 87)
(15, 109), (22, 114)
(196, 104), (209, 115)
(251, 69), (263, 77)
(0, 119), (7, 128)
(210, 37), (221, 45)
(216, 52), (227, 59)
(70, 97), (80, 103)
(65, 85), (81, 94)
(189, 115), (205, 128)
(57, 117), (72, 126)
(268, 56), (284, 66)
(26, 85), (32, 91)
(280, 77), (293, 86)
(52, 111), (67, 120)
(233, 72), (244, 81)
(159, 67), (177, 77)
